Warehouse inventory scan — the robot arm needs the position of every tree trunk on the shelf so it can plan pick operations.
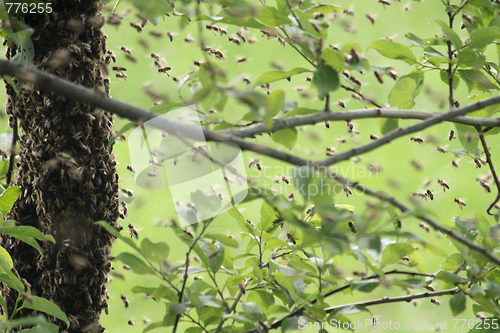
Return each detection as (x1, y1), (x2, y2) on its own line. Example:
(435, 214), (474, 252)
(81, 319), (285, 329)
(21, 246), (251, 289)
(2, 1), (119, 331)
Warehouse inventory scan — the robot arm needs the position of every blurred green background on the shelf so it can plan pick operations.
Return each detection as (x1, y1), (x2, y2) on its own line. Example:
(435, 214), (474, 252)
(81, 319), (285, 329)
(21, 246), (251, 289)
(2, 0), (500, 332)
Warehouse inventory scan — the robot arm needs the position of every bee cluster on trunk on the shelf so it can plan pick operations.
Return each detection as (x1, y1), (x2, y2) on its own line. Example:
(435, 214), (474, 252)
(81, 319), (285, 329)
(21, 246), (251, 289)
(1, 1), (120, 331)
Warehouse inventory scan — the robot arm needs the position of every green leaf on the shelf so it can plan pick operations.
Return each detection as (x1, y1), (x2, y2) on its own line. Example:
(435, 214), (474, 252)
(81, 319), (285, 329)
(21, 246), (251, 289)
(450, 292), (466, 315)
(303, 4), (340, 14)
(18, 322), (59, 333)
(368, 39), (416, 65)
(115, 253), (155, 275)
(455, 123), (479, 155)
(281, 317), (299, 332)
(23, 296), (69, 328)
(380, 243), (416, 267)
(283, 108), (319, 118)
(378, 118), (399, 135)
(255, 68), (312, 86)
(405, 32), (424, 48)
(264, 239), (288, 251)
(439, 70), (460, 90)
(457, 69), (498, 92)
(140, 239), (169, 263)
(432, 19), (463, 50)
(0, 226), (54, 243)
(266, 89), (286, 119)
(312, 61), (339, 99)
(0, 186), (20, 215)
(321, 48), (346, 71)
(258, 6), (290, 26)
(95, 221), (142, 253)
(351, 280), (380, 292)
(435, 270), (467, 284)
(205, 233), (239, 248)
(457, 49), (485, 69)
(470, 27), (500, 49)
(272, 128), (297, 150)
(388, 71), (425, 108)
(241, 302), (265, 321)
(441, 253), (465, 270)
(0, 247), (13, 273)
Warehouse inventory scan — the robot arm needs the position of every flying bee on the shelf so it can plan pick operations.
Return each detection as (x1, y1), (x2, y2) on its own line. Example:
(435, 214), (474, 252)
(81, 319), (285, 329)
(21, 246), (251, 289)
(172, 77), (180, 82)
(121, 295), (129, 308)
(426, 189), (434, 200)
(115, 72), (127, 79)
(454, 198), (466, 209)
(246, 219), (256, 227)
(373, 71), (384, 84)
(184, 36), (195, 43)
(217, 193), (224, 200)
(212, 50), (225, 59)
(219, 27), (228, 35)
(324, 120), (331, 129)
(243, 77), (251, 84)
(368, 164), (382, 173)
(236, 29), (247, 42)
(436, 146), (447, 153)
(260, 29), (275, 38)
(448, 130), (456, 140)
(166, 31), (174, 42)
(337, 138), (347, 144)
(401, 256), (410, 262)
(153, 60), (162, 68)
(183, 228), (194, 238)
(158, 67), (171, 77)
(437, 179), (450, 192)
(194, 276), (203, 281)
(343, 8), (354, 15)
(120, 46), (131, 55)
(112, 66), (127, 72)
(236, 57), (247, 63)
(194, 60), (203, 66)
(462, 13), (473, 25)
(395, 220), (402, 229)
(126, 165), (136, 174)
(346, 120), (354, 132)
(248, 158), (262, 171)
(187, 202), (197, 212)
(411, 160), (422, 170)
(228, 36), (241, 45)
(413, 192), (427, 199)
(348, 221), (357, 233)
(419, 222), (430, 232)
(205, 24), (219, 33)
(248, 37), (258, 43)
(286, 232), (297, 244)
(344, 186), (353, 197)
(128, 320), (135, 326)
(282, 176), (290, 185)
(337, 100), (346, 108)
(130, 22), (142, 32)
(479, 180), (491, 193)
(121, 201), (128, 216)
(277, 36), (286, 47)
(410, 136), (424, 144)
(425, 285), (435, 292)
(151, 53), (161, 61)
(288, 193), (295, 202)
(388, 69), (398, 80)
(366, 13), (376, 24)
(474, 158), (482, 169)
(430, 298), (441, 306)
(306, 205), (315, 215)
(353, 271), (366, 277)
(451, 159), (460, 168)
(378, 0), (391, 5)
(369, 134), (379, 140)
(128, 224), (139, 239)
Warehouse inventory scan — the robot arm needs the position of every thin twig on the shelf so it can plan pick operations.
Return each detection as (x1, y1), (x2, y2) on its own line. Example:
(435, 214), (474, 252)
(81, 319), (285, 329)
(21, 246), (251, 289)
(213, 278), (253, 333)
(476, 126), (500, 215)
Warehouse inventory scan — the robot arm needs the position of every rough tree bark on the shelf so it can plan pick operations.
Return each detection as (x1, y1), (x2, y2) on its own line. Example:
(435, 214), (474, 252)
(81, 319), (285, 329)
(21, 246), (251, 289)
(1, 1), (120, 331)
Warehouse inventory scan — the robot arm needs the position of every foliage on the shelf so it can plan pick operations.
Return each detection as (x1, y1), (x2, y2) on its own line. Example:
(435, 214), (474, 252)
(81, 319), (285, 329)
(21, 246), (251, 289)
(2, 0), (500, 332)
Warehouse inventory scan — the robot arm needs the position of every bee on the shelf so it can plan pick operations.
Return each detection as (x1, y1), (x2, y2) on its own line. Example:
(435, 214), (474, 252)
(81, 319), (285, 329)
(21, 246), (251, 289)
(219, 28), (228, 35)
(149, 31), (162, 38)
(479, 180), (491, 192)
(373, 70), (384, 84)
(121, 188), (134, 197)
(326, 150), (336, 156)
(218, 193), (224, 200)
(388, 69), (398, 80)
(378, 0), (391, 4)
(454, 198), (466, 209)
(336, 138), (347, 144)
(324, 120), (331, 129)
(121, 201), (128, 216)
(436, 146), (447, 153)
(411, 160), (422, 170)
(194, 60), (203, 66)
(194, 276), (203, 280)
(260, 29), (275, 38)
(205, 24), (219, 33)
(343, 8), (355, 15)
(184, 36), (195, 43)
(366, 13), (376, 24)
(352, 156), (362, 163)
(112, 66), (127, 72)
(448, 130), (456, 141)
(248, 158), (262, 171)
(413, 192), (427, 199)
(426, 189), (434, 200)
(337, 100), (346, 108)
(476, 313), (486, 320)
(288, 193), (295, 202)
(286, 233), (297, 244)
(187, 202), (197, 212)
(248, 37), (258, 43)
(236, 57), (247, 63)
(128, 320), (135, 326)
(348, 221), (357, 233)
(344, 186), (353, 197)
(410, 136), (424, 144)
(451, 159), (460, 168)
(395, 220), (402, 229)
(130, 22), (142, 32)
(419, 222), (430, 232)
(223, 176), (233, 183)
(120, 46), (131, 55)
(68, 44), (81, 54)
(282, 176), (290, 185)
(369, 134), (379, 140)
(172, 77), (180, 82)
(306, 76), (312, 82)
(462, 13), (473, 25)
(401, 256), (410, 262)
(474, 158), (483, 169)
(346, 120), (354, 132)
(228, 36), (241, 45)
(150, 53), (161, 61)
(430, 298), (441, 306)
(236, 29), (247, 42)
(246, 219), (256, 227)
(243, 77), (251, 84)
(166, 31), (174, 42)
(115, 72), (127, 79)
(425, 285), (436, 292)
(128, 224), (139, 239)
(183, 228), (194, 238)
(306, 205), (315, 215)
(212, 50), (225, 59)
(158, 67), (171, 77)
(368, 164), (382, 173)
(121, 295), (129, 308)
(277, 36), (286, 47)
(353, 271), (366, 277)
